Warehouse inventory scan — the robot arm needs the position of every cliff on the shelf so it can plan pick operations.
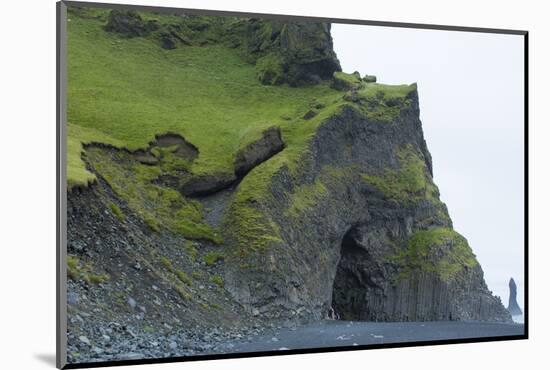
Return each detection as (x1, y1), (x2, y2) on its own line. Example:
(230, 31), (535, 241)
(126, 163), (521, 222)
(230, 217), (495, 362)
(65, 5), (511, 363)
(222, 83), (510, 322)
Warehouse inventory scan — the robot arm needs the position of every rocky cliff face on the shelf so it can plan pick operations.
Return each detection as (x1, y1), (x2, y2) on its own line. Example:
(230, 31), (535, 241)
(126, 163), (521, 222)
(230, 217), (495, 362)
(222, 85), (511, 323)
(67, 11), (512, 356)
(239, 19), (342, 85)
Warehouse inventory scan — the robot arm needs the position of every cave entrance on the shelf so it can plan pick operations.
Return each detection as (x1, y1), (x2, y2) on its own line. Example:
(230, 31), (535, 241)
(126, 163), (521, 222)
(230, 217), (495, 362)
(331, 227), (371, 321)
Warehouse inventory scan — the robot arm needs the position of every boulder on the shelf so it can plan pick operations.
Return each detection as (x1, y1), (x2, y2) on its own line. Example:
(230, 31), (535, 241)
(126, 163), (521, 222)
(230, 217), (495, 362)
(331, 71), (362, 91)
(234, 126), (285, 176)
(363, 74), (377, 83)
(158, 32), (177, 50)
(303, 110), (318, 120)
(179, 172), (237, 197)
(104, 10), (158, 38)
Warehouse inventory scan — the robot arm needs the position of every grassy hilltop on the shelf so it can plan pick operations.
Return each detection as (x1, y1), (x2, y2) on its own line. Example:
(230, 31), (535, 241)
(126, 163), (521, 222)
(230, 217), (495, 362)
(67, 7), (414, 188)
(67, 6), (417, 244)
(67, 7), (343, 187)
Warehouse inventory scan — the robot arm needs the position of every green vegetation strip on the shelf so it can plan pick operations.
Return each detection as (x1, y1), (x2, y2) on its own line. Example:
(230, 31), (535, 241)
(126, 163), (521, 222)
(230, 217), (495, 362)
(67, 256), (109, 284)
(86, 147), (221, 242)
(362, 144), (439, 206)
(391, 228), (477, 282)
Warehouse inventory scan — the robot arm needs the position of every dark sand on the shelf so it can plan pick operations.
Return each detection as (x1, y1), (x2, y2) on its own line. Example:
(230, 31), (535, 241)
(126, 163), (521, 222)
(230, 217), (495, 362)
(225, 320), (524, 353)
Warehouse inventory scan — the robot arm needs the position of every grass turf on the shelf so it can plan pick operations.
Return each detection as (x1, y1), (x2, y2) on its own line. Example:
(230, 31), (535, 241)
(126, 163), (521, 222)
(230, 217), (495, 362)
(67, 7), (418, 244)
(67, 9), (343, 187)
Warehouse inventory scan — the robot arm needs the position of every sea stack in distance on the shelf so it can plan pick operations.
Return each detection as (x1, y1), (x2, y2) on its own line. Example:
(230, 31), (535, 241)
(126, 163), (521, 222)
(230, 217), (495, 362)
(507, 278), (523, 316)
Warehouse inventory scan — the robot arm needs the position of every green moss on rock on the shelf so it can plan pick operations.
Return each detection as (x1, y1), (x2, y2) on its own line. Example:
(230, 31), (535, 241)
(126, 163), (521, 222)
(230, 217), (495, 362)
(184, 241), (199, 261)
(67, 255), (110, 284)
(224, 194), (284, 258)
(104, 9), (159, 38)
(331, 71), (362, 91)
(242, 19), (341, 86)
(211, 274), (224, 288)
(391, 228), (477, 282)
(204, 251), (225, 266)
(176, 270), (192, 285)
(362, 144), (439, 206)
(86, 148), (220, 243)
(160, 256), (173, 271)
(286, 179), (329, 217)
(108, 203), (125, 223)
(362, 74), (377, 83)
(345, 83), (417, 123)
(255, 54), (286, 85)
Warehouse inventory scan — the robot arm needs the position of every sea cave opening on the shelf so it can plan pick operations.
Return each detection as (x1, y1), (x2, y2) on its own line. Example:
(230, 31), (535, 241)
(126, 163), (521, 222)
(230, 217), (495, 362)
(331, 227), (372, 321)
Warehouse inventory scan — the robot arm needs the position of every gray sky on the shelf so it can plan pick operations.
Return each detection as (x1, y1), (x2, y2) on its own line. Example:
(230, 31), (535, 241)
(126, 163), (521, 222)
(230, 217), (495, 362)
(331, 24), (524, 308)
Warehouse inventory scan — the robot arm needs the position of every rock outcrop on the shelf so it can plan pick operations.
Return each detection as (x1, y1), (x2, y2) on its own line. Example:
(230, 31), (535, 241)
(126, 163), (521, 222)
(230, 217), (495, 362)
(70, 9), (512, 336)
(222, 90), (511, 323)
(241, 19), (342, 86)
(507, 277), (523, 315)
(104, 9), (159, 37)
(235, 126), (285, 176)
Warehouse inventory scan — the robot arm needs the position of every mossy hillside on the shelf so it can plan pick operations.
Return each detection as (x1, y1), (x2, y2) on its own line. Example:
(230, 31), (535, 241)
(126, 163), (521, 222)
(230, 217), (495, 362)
(70, 7), (236, 48)
(151, 145), (194, 173)
(361, 144), (440, 207)
(225, 147), (357, 262)
(391, 228), (478, 282)
(355, 82), (416, 102)
(68, 7), (415, 191)
(68, 7), (423, 255)
(67, 123), (124, 188)
(67, 9), (343, 187)
(86, 147), (221, 243)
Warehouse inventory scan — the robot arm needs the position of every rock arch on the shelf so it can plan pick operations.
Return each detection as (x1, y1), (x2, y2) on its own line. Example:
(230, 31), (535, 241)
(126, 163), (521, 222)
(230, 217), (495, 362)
(223, 103), (511, 323)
